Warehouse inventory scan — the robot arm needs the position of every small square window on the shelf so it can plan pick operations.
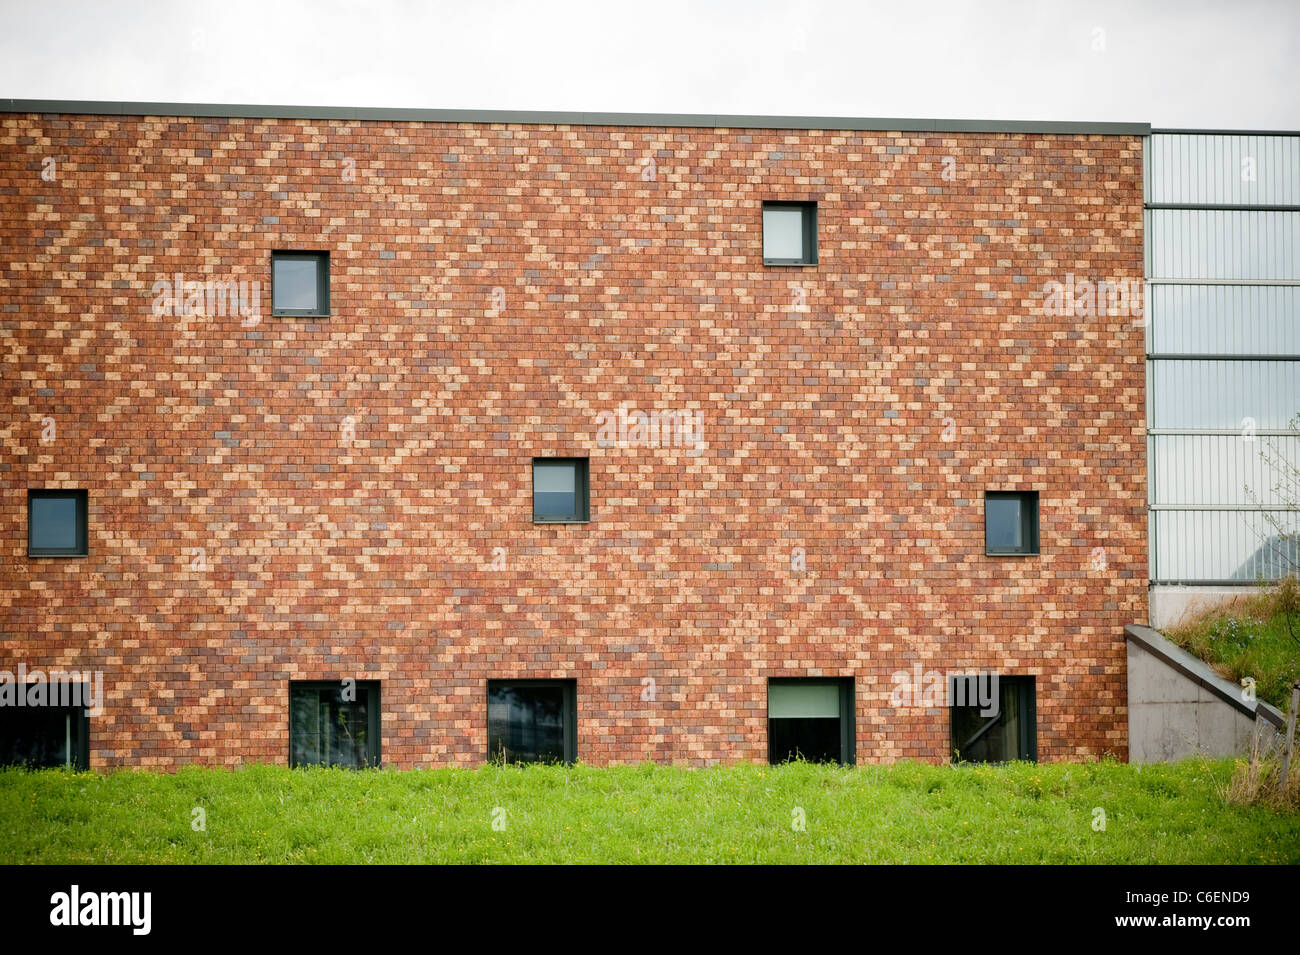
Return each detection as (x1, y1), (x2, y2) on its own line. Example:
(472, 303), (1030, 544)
(488, 679), (577, 764)
(767, 678), (855, 765)
(950, 675), (1036, 763)
(0, 689), (89, 770)
(984, 491), (1039, 555)
(532, 458), (589, 523)
(272, 251), (329, 317)
(289, 680), (380, 768)
(762, 201), (817, 266)
(28, 490), (88, 557)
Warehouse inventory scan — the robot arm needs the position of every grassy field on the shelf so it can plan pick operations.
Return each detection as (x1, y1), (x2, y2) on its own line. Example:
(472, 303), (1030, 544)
(1164, 578), (1300, 711)
(2, 758), (1298, 864)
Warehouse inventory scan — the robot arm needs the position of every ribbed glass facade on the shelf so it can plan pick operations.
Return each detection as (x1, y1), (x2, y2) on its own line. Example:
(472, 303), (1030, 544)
(1146, 133), (1300, 583)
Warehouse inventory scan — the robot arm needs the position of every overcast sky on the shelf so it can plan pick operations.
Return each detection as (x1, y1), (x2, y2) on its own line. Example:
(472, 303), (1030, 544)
(1, 0), (1297, 129)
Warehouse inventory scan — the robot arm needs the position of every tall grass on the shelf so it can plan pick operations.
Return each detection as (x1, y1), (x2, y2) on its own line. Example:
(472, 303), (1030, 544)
(1223, 727), (1300, 810)
(1164, 575), (1300, 711)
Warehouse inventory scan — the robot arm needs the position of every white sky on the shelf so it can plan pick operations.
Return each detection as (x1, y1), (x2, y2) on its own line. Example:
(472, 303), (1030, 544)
(1, 0), (1297, 129)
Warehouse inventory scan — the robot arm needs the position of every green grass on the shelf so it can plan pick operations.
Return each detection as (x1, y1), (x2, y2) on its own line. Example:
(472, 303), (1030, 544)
(2, 759), (1297, 864)
(1164, 579), (1300, 711)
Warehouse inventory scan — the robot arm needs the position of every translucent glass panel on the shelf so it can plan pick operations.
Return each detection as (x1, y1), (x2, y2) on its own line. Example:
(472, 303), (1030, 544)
(1151, 434), (1299, 507)
(986, 497), (1022, 550)
(273, 259), (319, 309)
(762, 207), (806, 260)
(761, 202), (816, 264)
(768, 682), (841, 719)
(1146, 134), (1300, 205)
(1151, 509), (1299, 582)
(1144, 133), (1300, 583)
(1147, 210), (1300, 281)
(1148, 360), (1300, 430)
(1147, 284), (1300, 354)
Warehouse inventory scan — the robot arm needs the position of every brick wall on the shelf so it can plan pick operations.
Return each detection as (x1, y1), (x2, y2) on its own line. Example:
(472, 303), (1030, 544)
(0, 111), (1147, 767)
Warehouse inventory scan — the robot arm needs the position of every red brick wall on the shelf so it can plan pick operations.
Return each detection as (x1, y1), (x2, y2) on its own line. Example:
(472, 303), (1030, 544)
(0, 112), (1147, 768)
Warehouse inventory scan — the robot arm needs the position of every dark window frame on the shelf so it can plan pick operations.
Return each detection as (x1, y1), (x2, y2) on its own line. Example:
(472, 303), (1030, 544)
(0, 688), (90, 770)
(487, 678), (578, 765)
(766, 676), (855, 766)
(288, 679), (381, 769)
(761, 200), (818, 266)
(271, 250), (330, 317)
(531, 457), (590, 524)
(949, 674), (1037, 764)
(984, 490), (1040, 556)
(27, 489), (88, 557)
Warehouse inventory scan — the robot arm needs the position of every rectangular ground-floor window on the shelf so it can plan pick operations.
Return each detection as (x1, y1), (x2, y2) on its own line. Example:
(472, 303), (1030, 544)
(767, 678), (855, 765)
(487, 679), (576, 764)
(950, 675), (1036, 763)
(0, 696), (89, 770)
(289, 680), (380, 768)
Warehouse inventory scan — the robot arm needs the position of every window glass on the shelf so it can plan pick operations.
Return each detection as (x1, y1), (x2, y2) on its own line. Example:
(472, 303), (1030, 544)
(290, 682), (378, 768)
(533, 460), (584, 521)
(767, 680), (851, 764)
(985, 496), (1023, 551)
(763, 206), (806, 260)
(272, 255), (322, 311)
(31, 496), (79, 551)
(488, 682), (570, 764)
(951, 677), (1036, 763)
(0, 701), (88, 770)
(768, 682), (840, 719)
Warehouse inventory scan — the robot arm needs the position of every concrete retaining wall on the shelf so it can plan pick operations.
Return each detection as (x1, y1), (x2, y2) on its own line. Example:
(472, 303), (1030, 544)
(1126, 624), (1285, 763)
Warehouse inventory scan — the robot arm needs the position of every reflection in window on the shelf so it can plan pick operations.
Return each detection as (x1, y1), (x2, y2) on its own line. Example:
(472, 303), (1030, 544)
(950, 676), (1036, 763)
(289, 681), (380, 768)
(488, 680), (576, 764)
(1152, 510), (1300, 582)
(0, 698), (89, 770)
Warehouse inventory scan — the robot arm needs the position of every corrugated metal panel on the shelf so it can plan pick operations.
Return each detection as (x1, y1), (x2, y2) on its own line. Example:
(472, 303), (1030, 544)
(1149, 359), (1300, 430)
(1147, 284), (1300, 353)
(1147, 134), (1300, 205)
(1151, 509), (1299, 582)
(1148, 209), (1300, 280)
(1150, 434), (1299, 507)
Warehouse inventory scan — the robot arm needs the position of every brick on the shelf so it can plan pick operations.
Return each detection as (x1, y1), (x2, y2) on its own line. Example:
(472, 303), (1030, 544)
(0, 113), (1146, 768)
